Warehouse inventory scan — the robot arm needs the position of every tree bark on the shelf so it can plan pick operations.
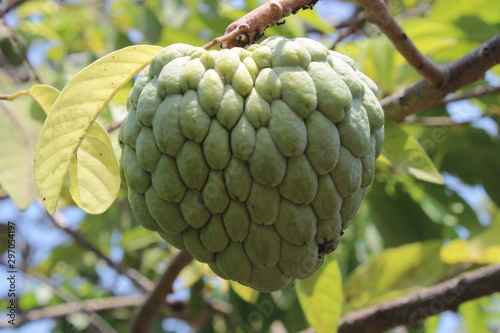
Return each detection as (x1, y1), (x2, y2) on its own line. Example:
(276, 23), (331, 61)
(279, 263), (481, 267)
(382, 35), (500, 122)
(338, 263), (500, 333)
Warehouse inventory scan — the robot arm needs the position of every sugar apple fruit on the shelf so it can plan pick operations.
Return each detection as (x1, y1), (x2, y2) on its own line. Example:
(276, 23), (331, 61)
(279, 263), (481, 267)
(119, 36), (384, 292)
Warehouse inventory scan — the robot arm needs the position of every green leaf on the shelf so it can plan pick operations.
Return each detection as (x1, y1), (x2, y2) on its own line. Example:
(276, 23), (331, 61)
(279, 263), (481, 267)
(34, 45), (162, 214)
(430, 0), (493, 22)
(177, 260), (206, 289)
(367, 179), (443, 247)
(436, 126), (500, 206)
(230, 281), (260, 304)
(382, 117), (444, 184)
(0, 102), (41, 209)
(420, 182), (483, 236)
(121, 226), (162, 252)
(343, 240), (448, 311)
(459, 297), (492, 333)
(143, 6), (163, 44)
(296, 9), (335, 35)
(424, 315), (440, 333)
(110, 0), (142, 31)
(16, 0), (59, 19)
(296, 255), (342, 333)
(440, 212), (500, 264)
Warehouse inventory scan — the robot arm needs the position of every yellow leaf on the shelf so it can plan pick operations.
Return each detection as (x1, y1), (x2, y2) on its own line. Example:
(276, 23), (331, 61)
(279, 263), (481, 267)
(441, 213), (500, 264)
(230, 281), (260, 304)
(296, 256), (342, 333)
(0, 102), (40, 209)
(343, 241), (446, 311)
(34, 45), (162, 214)
(68, 122), (120, 214)
(8, 84), (122, 214)
(6, 85), (60, 114)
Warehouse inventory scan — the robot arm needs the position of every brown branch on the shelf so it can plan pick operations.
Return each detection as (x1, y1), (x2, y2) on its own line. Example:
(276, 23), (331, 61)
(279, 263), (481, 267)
(338, 263), (500, 333)
(203, 0), (319, 49)
(410, 116), (457, 126)
(2, 295), (145, 328)
(0, 0), (29, 17)
(1, 283), (232, 329)
(442, 84), (500, 105)
(39, 200), (155, 293)
(332, 11), (367, 49)
(129, 250), (193, 333)
(355, 0), (444, 86)
(407, 85), (500, 126)
(106, 120), (124, 133)
(382, 35), (500, 122)
(25, 269), (118, 333)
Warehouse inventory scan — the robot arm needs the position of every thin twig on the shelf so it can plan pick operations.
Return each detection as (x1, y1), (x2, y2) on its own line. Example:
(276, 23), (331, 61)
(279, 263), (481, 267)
(382, 35), (500, 122)
(25, 268), (118, 333)
(355, 0), (445, 86)
(337, 264), (500, 333)
(442, 85), (500, 105)
(0, 22), (42, 82)
(332, 10), (366, 49)
(410, 116), (457, 126)
(105, 120), (124, 133)
(39, 200), (155, 293)
(129, 250), (193, 333)
(407, 85), (500, 126)
(1, 295), (145, 328)
(0, 281), (232, 329)
(203, 0), (319, 49)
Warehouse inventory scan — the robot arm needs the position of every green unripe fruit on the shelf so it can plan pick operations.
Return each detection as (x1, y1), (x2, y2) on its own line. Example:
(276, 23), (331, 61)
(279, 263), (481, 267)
(120, 36), (384, 292)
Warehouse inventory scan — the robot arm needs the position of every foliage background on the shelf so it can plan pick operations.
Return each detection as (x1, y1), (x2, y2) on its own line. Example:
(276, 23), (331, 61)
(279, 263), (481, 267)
(1, 0), (500, 332)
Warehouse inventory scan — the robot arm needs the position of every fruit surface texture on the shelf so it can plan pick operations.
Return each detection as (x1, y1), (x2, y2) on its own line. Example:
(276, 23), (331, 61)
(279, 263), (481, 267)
(119, 36), (384, 292)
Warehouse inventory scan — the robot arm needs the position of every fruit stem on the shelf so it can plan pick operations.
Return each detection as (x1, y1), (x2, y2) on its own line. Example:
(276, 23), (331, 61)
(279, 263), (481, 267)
(203, 0), (318, 49)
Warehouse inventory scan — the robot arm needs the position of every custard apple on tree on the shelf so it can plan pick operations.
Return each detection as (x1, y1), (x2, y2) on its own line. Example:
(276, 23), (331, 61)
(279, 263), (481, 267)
(119, 36), (384, 292)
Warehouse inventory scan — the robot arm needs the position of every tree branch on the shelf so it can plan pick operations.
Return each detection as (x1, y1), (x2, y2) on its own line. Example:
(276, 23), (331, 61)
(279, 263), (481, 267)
(1, 295), (145, 328)
(24, 269), (118, 333)
(203, 0), (319, 49)
(442, 84), (500, 105)
(0, 283), (231, 329)
(332, 10), (366, 49)
(0, 0), (29, 18)
(355, 0), (444, 86)
(382, 35), (500, 122)
(129, 250), (193, 333)
(338, 263), (500, 333)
